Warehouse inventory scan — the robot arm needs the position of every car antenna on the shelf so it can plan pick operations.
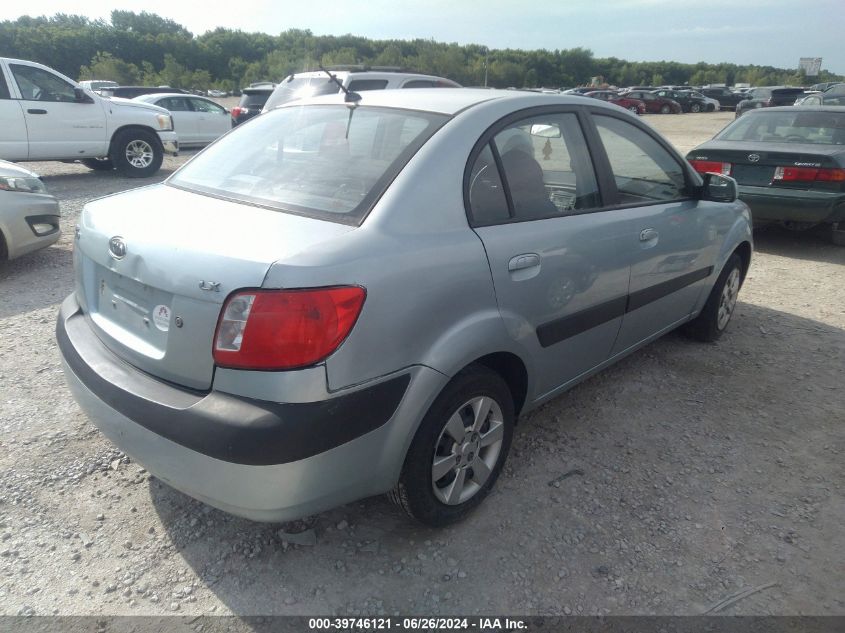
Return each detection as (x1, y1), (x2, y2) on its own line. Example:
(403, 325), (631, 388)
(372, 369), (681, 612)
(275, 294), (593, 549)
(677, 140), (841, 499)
(318, 65), (361, 139)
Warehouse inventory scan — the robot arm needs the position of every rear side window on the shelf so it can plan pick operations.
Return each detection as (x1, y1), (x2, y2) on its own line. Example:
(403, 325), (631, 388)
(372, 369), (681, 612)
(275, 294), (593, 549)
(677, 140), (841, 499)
(403, 80), (435, 89)
(593, 115), (687, 204)
(169, 105), (447, 224)
(467, 112), (600, 225)
(190, 98), (226, 114)
(161, 97), (191, 111)
(0, 71), (9, 99)
(348, 79), (388, 92)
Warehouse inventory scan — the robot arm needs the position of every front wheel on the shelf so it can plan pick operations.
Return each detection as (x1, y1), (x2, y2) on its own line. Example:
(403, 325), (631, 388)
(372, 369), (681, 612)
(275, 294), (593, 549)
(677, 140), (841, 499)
(627, 105), (639, 113)
(683, 254), (743, 342)
(110, 129), (163, 177)
(690, 103), (701, 113)
(389, 365), (514, 527)
(660, 104), (671, 114)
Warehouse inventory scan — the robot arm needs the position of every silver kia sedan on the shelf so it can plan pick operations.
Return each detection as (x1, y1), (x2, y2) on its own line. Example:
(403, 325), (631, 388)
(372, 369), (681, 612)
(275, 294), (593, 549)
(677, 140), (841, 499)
(0, 160), (60, 261)
(58, 89), (752, 526)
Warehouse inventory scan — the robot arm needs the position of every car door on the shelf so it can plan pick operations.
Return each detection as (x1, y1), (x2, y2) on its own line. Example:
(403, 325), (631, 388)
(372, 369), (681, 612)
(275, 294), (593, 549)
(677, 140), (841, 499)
(467, 109), (633, 398)
(187, 98), (231, 143)
(0, 63), (28, 160)
(8, 61), (107, 160)
(159, 97), (197, 144)
(587, 112), (718, 355)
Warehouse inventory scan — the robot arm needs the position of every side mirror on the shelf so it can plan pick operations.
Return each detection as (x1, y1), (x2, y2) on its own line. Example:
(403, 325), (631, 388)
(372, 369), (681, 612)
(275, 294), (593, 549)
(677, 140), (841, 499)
(701, 172), (738, 203)
(74, 88), (94, 104)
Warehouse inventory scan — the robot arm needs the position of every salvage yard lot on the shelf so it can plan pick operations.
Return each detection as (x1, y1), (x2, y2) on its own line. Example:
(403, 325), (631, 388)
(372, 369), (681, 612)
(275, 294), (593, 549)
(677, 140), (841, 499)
(0, 111), (843, 616)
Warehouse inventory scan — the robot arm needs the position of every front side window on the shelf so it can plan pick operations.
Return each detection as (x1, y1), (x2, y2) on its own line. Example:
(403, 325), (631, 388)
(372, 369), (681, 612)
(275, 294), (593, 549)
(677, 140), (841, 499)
(467, 112), (600, 225)
(10, 64), (76, 102)
(594, 115), (688, 204)
(0, 71), (9, 99)
(169, 105), (447, 224)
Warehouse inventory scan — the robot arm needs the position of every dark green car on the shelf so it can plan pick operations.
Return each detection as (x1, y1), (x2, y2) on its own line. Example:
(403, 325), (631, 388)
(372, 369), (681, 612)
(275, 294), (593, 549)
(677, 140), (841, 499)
(687, 106), (845, 242)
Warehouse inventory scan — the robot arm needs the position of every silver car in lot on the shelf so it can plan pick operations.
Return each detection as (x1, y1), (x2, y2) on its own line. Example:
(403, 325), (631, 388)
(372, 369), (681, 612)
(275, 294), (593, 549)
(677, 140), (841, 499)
(0, 160), (60, 260)
(58, 89), (752, 526)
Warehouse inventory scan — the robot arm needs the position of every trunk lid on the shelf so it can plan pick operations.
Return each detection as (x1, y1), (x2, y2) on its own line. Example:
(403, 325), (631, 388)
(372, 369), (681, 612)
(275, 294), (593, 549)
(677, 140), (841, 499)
(688, 141), (845, 189)
(75, 184), (355, 390)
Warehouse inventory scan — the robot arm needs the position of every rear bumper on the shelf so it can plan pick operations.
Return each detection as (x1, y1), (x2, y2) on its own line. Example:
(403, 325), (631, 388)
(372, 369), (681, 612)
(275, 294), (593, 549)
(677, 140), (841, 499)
(57, 294), (444, 521)
(738, 186), (845, 224)
(0, 192), (60, 259)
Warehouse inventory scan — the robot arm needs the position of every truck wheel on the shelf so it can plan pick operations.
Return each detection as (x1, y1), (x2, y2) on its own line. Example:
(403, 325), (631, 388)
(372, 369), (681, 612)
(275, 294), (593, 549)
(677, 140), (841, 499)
(81, 158), (114, 171)
(110, 129), (163, 178)
(389, 365), (514, 527)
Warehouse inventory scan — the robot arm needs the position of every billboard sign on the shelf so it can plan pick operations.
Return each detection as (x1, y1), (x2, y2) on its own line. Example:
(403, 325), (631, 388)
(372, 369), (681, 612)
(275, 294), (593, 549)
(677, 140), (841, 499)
(799, 57), (822, 77)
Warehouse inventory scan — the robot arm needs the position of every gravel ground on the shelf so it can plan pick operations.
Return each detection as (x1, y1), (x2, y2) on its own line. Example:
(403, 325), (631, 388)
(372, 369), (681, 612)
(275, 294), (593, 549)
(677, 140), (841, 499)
(0, 112), (843, 617)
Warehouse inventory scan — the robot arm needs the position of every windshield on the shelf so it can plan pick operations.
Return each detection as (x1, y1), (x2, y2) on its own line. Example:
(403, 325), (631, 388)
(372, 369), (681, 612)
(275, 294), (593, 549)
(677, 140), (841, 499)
(263, 77), (342, 111)
(168, 104), (448, 224)
(716, 110), (845, 145)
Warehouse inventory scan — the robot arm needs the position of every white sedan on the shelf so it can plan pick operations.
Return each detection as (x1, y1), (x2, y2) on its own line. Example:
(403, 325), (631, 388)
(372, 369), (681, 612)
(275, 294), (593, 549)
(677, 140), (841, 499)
(133, 93), (232, 147)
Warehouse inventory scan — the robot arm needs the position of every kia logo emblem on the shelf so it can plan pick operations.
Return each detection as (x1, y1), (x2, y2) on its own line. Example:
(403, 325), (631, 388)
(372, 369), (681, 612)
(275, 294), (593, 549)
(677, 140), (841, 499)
(108, 236), (127, 260)
(748, 153), (761, 163)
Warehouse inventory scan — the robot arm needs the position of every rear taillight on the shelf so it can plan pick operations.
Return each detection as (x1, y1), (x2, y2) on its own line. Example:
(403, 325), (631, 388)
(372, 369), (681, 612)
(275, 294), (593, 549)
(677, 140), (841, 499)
(231, 106), (247, 117)
(773, 166), (845, 182)
(213, 287), (366, 370)
(689, 160), (732, 176)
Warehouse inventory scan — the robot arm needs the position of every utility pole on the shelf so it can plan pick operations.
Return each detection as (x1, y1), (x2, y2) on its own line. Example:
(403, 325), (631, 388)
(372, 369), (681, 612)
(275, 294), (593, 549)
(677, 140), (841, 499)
(483, 47), (489, 87)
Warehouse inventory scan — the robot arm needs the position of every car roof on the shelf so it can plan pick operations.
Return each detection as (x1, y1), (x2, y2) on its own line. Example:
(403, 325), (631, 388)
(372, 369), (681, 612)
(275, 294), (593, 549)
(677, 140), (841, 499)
(134, 93), (201, 101)
(746, 105), (845, 113)
(283, 88), (622, 116)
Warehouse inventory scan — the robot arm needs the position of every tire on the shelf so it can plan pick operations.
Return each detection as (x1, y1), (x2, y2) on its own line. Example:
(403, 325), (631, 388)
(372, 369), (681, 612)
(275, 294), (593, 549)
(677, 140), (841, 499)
(707, 104), (716, 112)
(81, 158), (114, 171)
(110, 129), (163, 178)
(627, 105), (639, 114)
(683, 254), (743, 342)
(389, 365), (514, 527)
(660, 104), (671, 114)
(690, 103), (701, 113)
(831, 224), (845, 246)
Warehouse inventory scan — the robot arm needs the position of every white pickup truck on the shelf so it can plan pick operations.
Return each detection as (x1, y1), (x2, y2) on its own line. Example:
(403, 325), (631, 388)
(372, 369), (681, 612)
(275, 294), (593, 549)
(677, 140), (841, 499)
(0, 57), (178, 177)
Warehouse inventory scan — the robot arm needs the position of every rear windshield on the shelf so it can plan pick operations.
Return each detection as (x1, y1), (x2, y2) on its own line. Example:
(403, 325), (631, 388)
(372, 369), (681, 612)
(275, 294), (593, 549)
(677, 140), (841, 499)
(716, 111), (845, 145)
(239, 90), (273, 108)
(168, 104), (448, 224)
(263, 77), (342, 111)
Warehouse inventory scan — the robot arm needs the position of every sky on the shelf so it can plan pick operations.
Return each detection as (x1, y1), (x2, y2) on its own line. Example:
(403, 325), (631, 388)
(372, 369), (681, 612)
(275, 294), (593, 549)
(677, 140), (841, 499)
(2, 0), (843, 75)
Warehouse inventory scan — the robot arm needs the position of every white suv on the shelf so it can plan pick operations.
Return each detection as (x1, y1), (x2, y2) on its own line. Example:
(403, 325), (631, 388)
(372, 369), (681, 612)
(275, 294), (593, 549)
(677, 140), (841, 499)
(262, 67), (461, 112)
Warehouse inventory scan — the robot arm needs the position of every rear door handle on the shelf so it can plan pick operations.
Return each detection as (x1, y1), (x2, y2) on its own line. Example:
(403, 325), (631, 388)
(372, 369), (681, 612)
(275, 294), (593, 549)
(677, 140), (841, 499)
(508, 253), (541, 272)
(639, 228), (659, 242)
(27, 109), (48, 115)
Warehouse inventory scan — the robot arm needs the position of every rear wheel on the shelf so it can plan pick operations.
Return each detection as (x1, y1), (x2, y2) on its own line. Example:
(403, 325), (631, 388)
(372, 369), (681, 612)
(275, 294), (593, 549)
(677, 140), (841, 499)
(683, 254), (743, 342)
(627, 105), (639, 113)
(660, 104), (671, 114)
(110, 129), (163, 178)
(389, 365), (514, 527)
(81, 158), (114, 171)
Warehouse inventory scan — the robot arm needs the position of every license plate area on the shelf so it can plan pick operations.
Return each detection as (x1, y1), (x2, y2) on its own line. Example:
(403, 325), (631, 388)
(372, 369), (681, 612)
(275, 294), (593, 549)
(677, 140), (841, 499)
(93, 266), (174, 354)
(731, 164), (774, 186)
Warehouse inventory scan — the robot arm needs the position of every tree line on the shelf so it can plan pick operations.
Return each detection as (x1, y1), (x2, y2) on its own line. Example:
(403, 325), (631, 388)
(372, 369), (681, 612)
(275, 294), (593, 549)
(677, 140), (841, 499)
(1, 11), (841, 91)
